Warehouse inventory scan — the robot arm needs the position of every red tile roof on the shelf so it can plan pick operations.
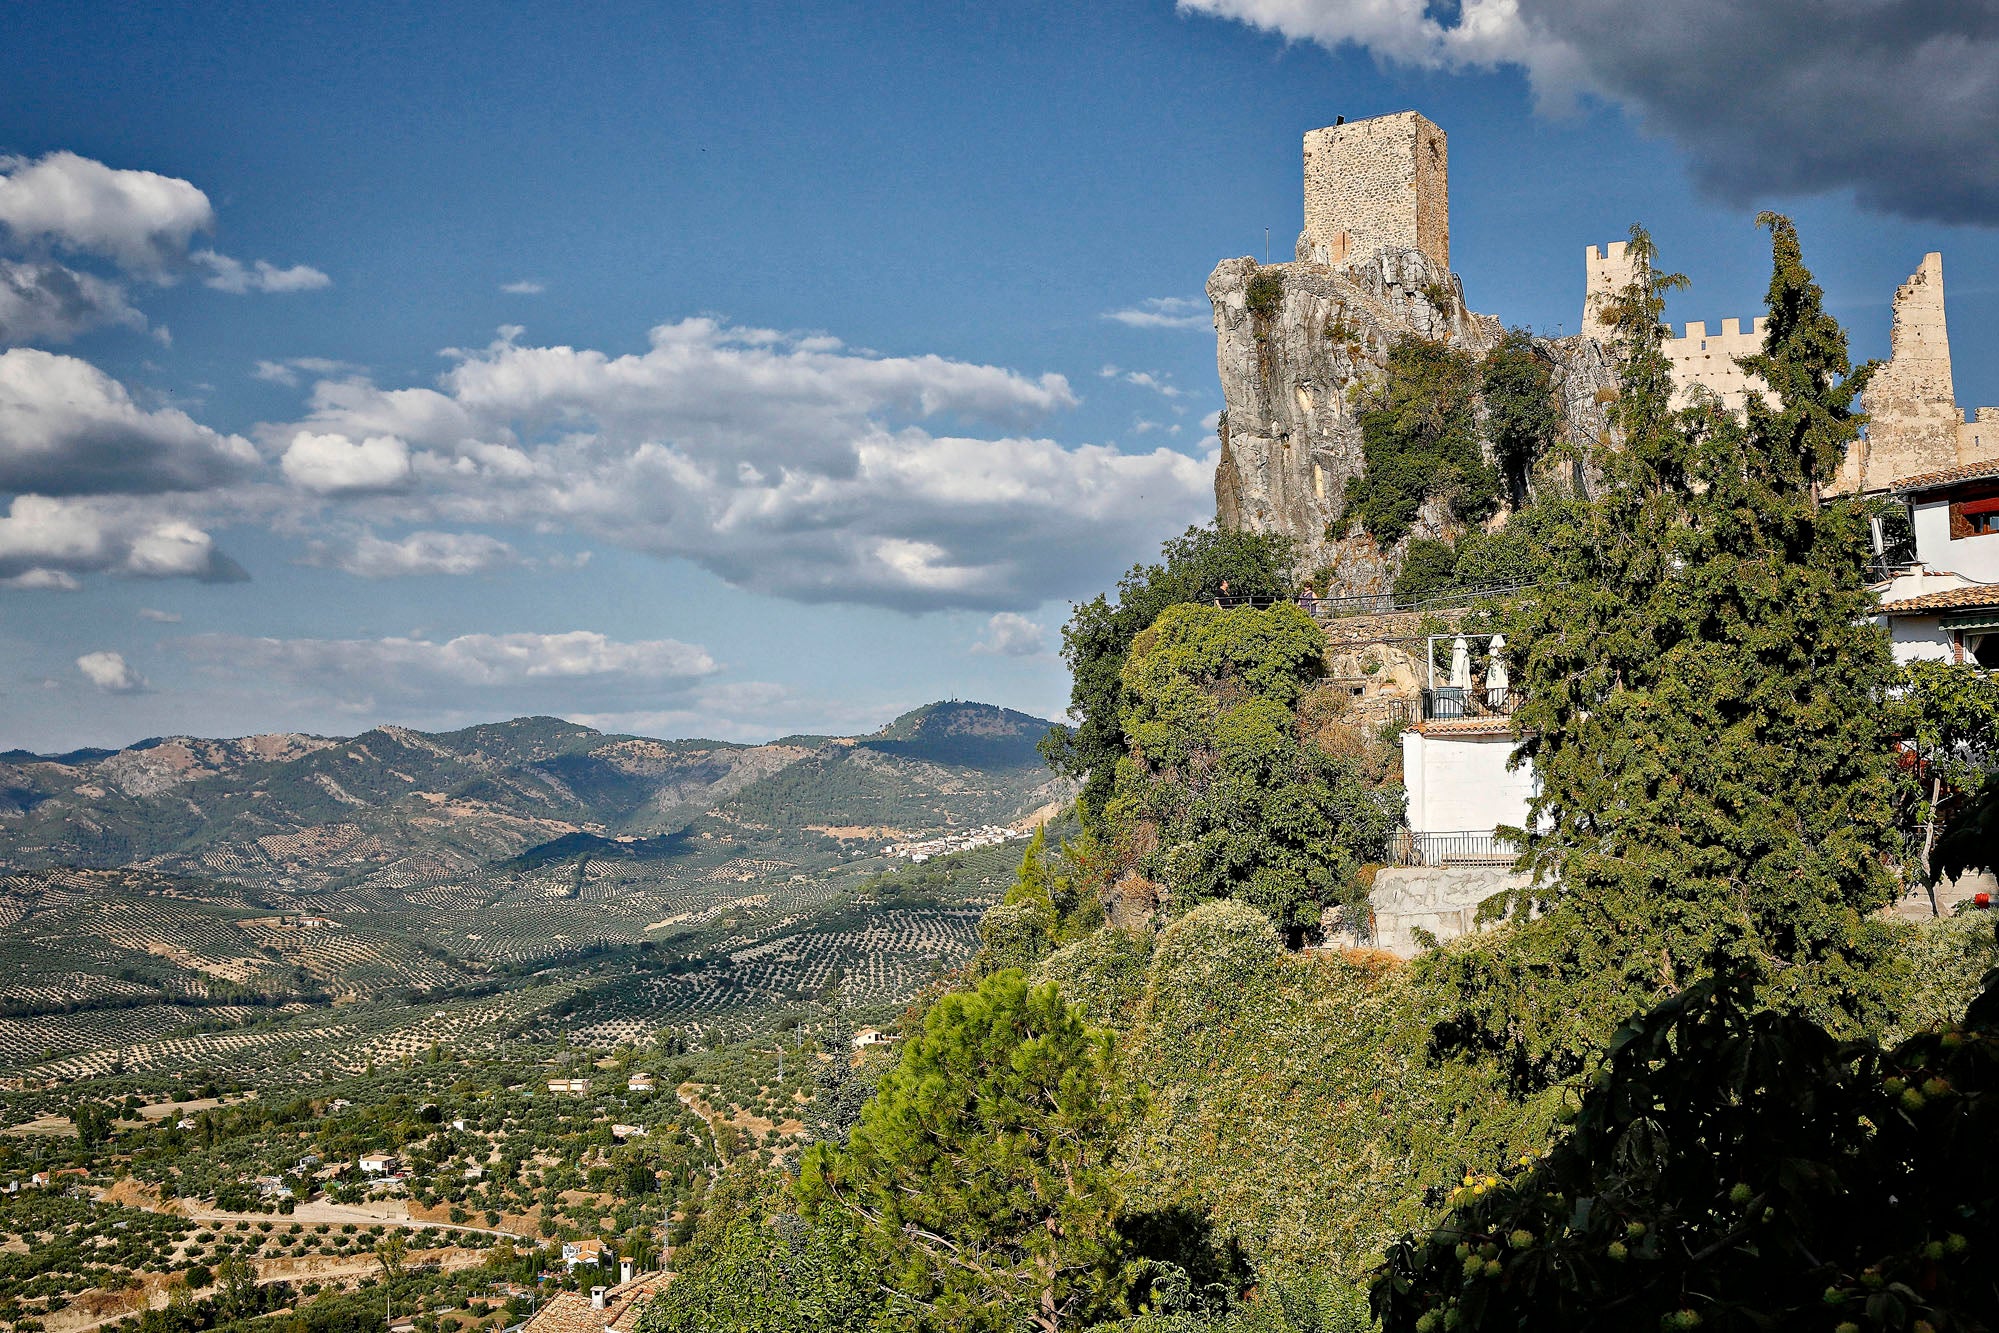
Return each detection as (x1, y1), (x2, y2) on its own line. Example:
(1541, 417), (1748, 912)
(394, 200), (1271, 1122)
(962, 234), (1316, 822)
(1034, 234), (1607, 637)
(1893, 460), (1999, 493)
(520, 1275), (664, 1333)
(1879, 584), (1999, 615)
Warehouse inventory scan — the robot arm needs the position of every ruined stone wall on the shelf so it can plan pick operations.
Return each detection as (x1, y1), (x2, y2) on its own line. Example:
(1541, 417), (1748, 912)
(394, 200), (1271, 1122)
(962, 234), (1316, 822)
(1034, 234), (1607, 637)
(1837, 253), (1962, 493)
(1301, 112), (1448, 272)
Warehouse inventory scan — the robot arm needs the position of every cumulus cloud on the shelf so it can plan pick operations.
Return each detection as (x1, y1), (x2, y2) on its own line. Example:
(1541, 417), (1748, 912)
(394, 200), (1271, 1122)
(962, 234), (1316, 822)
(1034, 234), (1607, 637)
(281, 432), (414, 495)
(500, 280), (545, 295)
(137, 607), (181, 622)
(0, 259), (145, 345)
(180, 630), (717, 705)
(301, 529), (519, 578)
(193, 251), (331, 295)
(0, 152), (214, 275)
(76, 650), (148, 693)
(1103, 296), (1210, 329)
(0, 152), (330, 296)
(0, 495), (245, 584)
(972, 612), (1048, 656)
(1180, 0), (1999, 225)
(0, 348), (258, 494)
(265, 318), (1211, 611)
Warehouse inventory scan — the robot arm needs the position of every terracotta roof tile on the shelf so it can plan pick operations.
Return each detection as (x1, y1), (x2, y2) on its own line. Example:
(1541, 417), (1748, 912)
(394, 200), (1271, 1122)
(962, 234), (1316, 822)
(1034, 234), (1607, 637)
(520, 1276), (662, 1333)
(1414, 717), (1515, 736)
(1892, 459), (1999, 493)
(1879, 584), (1999, 614)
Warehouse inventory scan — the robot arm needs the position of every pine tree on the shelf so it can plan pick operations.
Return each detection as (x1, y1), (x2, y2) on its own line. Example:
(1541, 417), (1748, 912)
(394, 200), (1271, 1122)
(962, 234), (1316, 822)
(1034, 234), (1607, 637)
(1430, 220), (1903, 1082)
(797, 971), (1133, 1332)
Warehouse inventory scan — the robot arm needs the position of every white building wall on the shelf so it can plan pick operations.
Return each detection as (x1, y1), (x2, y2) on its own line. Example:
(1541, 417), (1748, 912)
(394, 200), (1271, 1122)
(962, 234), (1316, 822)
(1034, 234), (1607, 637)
(1885, 614), (1957, 665)
(1401, 731), (1536, 834)
(1913, 497), (1999, 581)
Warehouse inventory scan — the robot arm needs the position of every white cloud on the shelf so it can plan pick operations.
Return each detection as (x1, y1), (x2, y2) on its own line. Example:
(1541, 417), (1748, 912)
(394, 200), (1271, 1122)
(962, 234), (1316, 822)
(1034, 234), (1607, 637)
(0, 152), (214, 275)
(972, 612), (1048, 657)
(500, 280), (545, 295)
(1103, 296), (1210, 329)
(193, 251), (331, 295)
(76, 650), (148, 693)
(281, 432), (414, 495)
(181, 630), (717, 702)
(302, 529), (519, 578)
(0, 259), (145, 345)
(137, 607), (181, 622)
(2, 568), (81, 591)
(0, 152), (330, 301)
(0, 495), (243, 584)
(0, 348), (258, 494)
(265, 318), (1211, 611)
(1180, 0), (1999, 225)
(254, 356), (362, 387)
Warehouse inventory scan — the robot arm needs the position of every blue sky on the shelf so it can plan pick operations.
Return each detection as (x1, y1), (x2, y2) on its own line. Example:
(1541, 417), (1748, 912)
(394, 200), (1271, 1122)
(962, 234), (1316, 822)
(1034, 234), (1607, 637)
(3, 0), (1996, 751)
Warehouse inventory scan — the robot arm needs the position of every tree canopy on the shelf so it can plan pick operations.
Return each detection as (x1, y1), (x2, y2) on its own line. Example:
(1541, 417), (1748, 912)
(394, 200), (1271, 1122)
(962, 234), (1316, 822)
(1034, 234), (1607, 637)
(1043, 525), (1294, 819)
(798, 970), (1135, 1332)
(1104, 602), (1396, 935)
(1426, 218), (1904, 1084)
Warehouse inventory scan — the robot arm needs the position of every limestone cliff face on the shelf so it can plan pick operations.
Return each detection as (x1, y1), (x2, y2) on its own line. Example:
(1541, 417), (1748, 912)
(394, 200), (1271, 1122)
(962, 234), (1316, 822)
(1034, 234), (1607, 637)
(1209, 249), (1617, 592)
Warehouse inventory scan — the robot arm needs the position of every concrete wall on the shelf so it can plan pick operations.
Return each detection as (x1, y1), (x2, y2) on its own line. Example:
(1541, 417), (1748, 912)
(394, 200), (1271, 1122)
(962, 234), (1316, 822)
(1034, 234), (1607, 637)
(1914, 497), (1999, 582)
(1301, 112), (1447, 272)
(1401, 730), (1535, 835)
(1363, 865), (1526, 957)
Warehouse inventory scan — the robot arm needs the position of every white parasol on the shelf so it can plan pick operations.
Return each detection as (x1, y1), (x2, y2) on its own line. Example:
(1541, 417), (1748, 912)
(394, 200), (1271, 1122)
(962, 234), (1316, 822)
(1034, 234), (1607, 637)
(1449, 636), (1472, 691)
(1485, 634), (1509, 695)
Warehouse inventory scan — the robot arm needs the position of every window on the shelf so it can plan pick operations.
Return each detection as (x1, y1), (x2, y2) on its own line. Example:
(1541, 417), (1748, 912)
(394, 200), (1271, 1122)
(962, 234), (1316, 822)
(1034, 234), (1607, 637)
(1950, 495), (1999, 538)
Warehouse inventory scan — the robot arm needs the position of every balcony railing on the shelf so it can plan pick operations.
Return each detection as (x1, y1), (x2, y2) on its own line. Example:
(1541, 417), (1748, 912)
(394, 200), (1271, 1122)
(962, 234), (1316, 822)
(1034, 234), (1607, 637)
(1419, 686), (1518, 722)
(1390, 829), (1522, 868)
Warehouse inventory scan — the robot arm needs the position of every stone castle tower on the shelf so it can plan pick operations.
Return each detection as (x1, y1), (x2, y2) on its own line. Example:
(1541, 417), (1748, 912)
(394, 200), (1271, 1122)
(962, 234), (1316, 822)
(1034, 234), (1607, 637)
(1299, 112), (1449, 271)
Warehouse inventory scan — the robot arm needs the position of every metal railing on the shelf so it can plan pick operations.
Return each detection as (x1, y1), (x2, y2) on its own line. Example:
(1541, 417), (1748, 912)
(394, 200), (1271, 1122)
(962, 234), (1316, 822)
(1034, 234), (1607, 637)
(1213, 581), (1539, 621)
(1419, 686), (1518, 722)
(1390, 829), (1522, 868)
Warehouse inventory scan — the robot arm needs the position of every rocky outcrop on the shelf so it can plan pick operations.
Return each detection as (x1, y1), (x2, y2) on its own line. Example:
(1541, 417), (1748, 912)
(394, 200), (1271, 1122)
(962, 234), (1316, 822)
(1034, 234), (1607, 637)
(1209, 248), (1620, 590)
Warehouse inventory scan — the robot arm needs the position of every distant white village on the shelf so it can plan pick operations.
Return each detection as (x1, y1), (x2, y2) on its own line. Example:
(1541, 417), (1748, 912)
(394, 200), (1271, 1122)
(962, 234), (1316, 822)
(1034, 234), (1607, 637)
(889, 825), (1024, 863)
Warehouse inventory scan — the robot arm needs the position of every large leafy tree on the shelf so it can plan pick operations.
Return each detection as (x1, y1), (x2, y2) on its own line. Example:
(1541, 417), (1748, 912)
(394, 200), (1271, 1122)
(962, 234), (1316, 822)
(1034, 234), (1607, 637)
(1428, 219), (1902, 1084)
(1105, 602), (1396, 936)
(1044, 525), (1293, 819)
(798, 970), (1135, 1332)
(1375, 962), (1999, 1333)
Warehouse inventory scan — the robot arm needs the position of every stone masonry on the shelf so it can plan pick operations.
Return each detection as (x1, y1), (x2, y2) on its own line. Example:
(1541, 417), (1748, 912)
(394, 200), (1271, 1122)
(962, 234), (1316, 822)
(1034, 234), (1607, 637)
(1584, 240), (1770, 413)
(1300, 112), (1448, 272)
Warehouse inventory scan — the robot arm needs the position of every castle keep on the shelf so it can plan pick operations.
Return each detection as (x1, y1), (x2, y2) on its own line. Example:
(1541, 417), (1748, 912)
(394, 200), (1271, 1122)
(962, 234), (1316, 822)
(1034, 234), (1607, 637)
(1300, 111), (1449, 271)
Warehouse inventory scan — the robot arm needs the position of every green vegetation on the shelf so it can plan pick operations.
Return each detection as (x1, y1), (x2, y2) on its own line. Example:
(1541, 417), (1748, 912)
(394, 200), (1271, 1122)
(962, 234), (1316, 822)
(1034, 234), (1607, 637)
(1376, 965), (1999, 1333)
(1105, 604), (1396, 935)
(1343, 337), (1499, 547)
(1043, 525), (1293, 819)
(1429, 217), (1904, 1085)
(801, 971), (1133, 1330)
(1246, 269), (1284, 319)
(1479, 329), (1561, 509)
